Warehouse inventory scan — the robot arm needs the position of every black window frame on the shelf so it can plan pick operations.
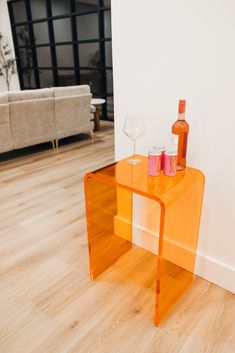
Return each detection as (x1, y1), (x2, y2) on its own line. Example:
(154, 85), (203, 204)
(8, 0), (113, 121)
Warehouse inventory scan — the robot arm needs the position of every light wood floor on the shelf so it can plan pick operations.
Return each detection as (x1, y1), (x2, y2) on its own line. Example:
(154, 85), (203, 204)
(0, 121), (234, 353)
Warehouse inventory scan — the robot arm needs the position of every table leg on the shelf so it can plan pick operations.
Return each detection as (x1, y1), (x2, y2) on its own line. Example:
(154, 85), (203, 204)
(94, 109), (101, 131)
(154, 175), (204, 325)
(84, 175), (132, 279)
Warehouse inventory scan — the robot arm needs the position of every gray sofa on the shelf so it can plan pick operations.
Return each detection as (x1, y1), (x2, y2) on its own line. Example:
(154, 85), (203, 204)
(0, 85), (94, 154)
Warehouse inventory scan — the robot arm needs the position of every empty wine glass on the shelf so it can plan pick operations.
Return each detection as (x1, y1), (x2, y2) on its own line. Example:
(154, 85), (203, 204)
(122, 114), (145, 165)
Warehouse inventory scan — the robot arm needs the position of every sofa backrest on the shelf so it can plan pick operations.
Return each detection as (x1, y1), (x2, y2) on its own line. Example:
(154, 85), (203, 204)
(0, 86), (90, 103)
(8, 88), (53, 102)
(52, 85), (90, 97)
(0, 85), (93, 153)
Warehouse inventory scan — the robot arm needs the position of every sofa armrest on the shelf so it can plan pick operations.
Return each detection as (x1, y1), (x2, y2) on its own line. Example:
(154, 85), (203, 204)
(90, 104), (96, 113)
(54, 93), (92, 139)
(0, 103), (12, 153)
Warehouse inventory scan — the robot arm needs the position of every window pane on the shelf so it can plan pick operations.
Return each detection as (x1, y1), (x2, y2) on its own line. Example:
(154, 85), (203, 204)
(80, 70), (101, 94)
(107, 96), (113, 120)
(105, 41), (112, 66)
(31, 0), (47, 20)
(36, 47), (52, 67)
(103, 0), (111, 6)
(58, 70), (76, 86)
(12, 0), (27, 23)
(76, 13), (99, 40)
(56, 45), (74, 67)
(22, 69), (36, 89)
(106, 70), (113, 94)
(75, 0), (98, 14)
(16, 25), (30, 46)
(51, 0), (71, 16)
(19, 47), (33, 69)
(79, 43), (100, 67)
(53, 18), (72, 43)
(39, 70), (54, 87)
(104, 10), (111, 38)
(33, 22), (49, 45)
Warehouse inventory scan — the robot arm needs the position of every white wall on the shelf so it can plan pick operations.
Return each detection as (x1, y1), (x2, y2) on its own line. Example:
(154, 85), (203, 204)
(0, 0), (20, 91)
(112, 0), (235, 293)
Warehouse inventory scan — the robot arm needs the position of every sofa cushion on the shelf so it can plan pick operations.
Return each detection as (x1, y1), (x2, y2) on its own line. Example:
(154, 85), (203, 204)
(8, 88), (53, 102)
(10, 98), (55, 149)
(0, 93), (8, 104)
(53, 85), (90, 97)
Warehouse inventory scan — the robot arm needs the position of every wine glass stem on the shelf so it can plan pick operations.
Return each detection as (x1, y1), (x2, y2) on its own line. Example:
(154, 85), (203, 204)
(133, 140), (136, 159)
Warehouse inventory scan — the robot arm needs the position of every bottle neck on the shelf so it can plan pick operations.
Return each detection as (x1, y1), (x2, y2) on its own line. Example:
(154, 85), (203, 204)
(178, 113), (185, 121)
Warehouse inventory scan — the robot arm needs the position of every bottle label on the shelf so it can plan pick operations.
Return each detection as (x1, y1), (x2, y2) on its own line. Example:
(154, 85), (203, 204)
(171, 134), (179, 151)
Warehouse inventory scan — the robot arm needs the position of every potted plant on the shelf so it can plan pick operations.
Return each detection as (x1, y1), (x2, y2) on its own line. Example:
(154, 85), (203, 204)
(18, 26), (33, 88)
(0, 33), (17, 91)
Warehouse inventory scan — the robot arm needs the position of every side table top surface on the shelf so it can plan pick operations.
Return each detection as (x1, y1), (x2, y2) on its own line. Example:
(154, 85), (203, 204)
(85, 155), (205, 205)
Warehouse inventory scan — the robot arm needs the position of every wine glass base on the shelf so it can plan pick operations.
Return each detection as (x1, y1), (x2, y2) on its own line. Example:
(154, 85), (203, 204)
(127, 157), (142, 165)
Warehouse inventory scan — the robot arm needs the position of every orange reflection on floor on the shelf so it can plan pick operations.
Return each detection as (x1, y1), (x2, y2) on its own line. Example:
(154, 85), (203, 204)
(84, 155), (205, 325)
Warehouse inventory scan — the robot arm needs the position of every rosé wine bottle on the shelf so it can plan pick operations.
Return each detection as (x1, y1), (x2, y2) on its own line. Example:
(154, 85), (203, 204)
(172, 100), (189, 170)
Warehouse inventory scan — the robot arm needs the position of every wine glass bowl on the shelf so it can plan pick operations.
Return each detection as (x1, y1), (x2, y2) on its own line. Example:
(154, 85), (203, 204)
(123, 114), (145, 165)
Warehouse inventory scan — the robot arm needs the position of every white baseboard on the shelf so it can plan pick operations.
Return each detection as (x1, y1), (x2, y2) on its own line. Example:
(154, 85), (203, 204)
(195, 253), (235, 294)
(119, 218), (235, 294)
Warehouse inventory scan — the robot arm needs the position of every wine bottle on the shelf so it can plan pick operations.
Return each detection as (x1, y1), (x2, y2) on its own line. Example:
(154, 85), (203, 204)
(172, 100), (189, 170)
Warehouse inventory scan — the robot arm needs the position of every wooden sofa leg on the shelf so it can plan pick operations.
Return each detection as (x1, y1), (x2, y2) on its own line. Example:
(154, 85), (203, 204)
(55, 138), (59, 150)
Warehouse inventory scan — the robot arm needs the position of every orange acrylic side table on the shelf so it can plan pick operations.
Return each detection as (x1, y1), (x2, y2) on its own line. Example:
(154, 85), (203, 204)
(84, 155), (205, 325)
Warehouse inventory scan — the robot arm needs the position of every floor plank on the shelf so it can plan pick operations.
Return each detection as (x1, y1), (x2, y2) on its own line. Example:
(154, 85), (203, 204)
(0, 121), (234, 353)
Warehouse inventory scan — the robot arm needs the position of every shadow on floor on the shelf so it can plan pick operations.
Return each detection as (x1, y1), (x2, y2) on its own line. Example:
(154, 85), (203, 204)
(0, 133), (91, 162)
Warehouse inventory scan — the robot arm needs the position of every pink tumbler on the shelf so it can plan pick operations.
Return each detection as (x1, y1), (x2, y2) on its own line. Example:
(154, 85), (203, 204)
(164, 150), (178, 176)
(159, 146), (165, 170)
(148, 147), (162, 176)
